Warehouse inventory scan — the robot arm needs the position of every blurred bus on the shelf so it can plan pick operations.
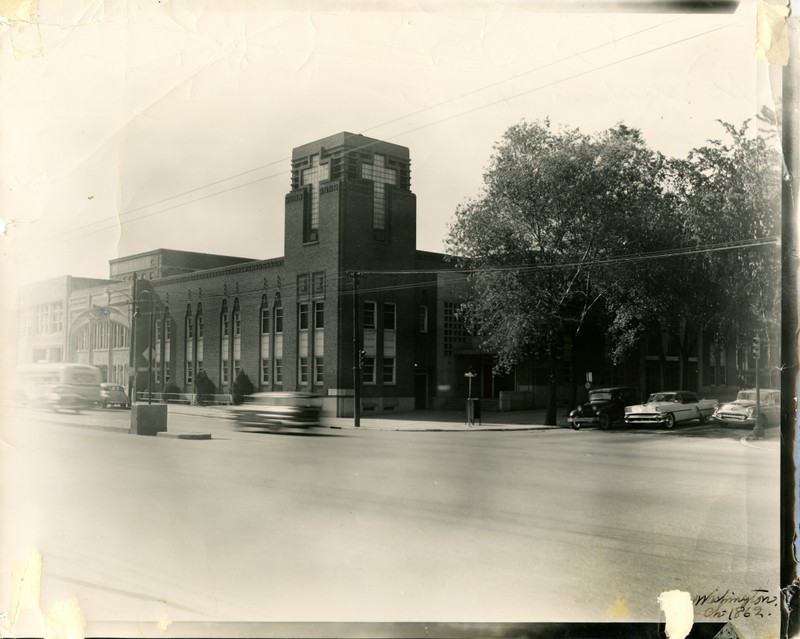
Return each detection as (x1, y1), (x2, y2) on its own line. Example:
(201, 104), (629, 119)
(15, 363), (102, 412)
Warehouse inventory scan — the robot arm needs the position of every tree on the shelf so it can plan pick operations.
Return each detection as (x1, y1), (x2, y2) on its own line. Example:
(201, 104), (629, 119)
(446, 120), (666, 424)
(193, 369), (216, 406)
(231, 369), (255, 405)
(605, 118), (781, 390)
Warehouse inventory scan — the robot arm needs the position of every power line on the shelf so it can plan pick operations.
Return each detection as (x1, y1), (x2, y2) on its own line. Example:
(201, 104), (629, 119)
(41, 18), (740, 249)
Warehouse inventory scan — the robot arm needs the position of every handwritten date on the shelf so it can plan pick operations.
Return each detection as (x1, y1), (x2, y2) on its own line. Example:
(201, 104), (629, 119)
(694, 589), (778, 621)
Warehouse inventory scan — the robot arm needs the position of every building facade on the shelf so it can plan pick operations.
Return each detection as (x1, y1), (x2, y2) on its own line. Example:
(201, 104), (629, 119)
(16, 132), (772, 414)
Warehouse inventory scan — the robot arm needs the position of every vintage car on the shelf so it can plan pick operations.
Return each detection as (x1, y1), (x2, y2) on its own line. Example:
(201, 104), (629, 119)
(713, 389), (781, 428)
(569, 386), (640, 430)
(98, 383), (130, 409)
(624, 390), (718, 429)
(227, 391), (323, 432)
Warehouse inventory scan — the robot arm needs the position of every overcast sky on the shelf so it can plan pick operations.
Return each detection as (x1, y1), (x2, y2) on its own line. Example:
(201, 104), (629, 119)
(0, 0), (777, 299)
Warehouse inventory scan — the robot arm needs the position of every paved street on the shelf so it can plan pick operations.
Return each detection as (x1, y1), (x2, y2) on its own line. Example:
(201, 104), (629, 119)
(1, 406), (780, 637)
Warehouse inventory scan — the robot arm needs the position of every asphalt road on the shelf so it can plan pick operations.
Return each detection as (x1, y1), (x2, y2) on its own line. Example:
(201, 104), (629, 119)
(1, 407), (780, 636)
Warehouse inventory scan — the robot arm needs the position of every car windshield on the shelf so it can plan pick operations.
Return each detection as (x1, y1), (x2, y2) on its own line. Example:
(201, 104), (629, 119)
(588, 392), (612, 401)
(648, 393), (676, 403)
(737, 391), (757, 402)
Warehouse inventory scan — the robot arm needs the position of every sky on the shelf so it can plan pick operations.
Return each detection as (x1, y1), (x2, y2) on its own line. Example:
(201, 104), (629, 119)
(0, 0), (779, 303)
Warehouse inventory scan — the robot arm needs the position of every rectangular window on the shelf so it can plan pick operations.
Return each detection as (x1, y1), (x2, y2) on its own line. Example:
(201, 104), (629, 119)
(187, 317), (193, 339)
(186, 361), (193, 385)
(234, 360), (241, 377)
(383, 303), (396, 330)
(314, 302), (325, 329)
(274, 359), (283, 384)
(362, 356), (376, 384)
(222, 363), (229, 385)
(197, 361), (203, 373)
(164, 362), (170, 384)
(165, 318), (171, 342)
(155, 320), (161, 342)
(261, 308), (269, 334)
(418, 305), (428, 333)
(234, 312), (241, 337)
(275, 307), (284, 333)
(314, 356), (324, 384)
(297, 274), (309, 299)
(261, 359), (270, 384)
(154, 365), (161, 384)
(222, 313), (229, 337)
(363, 301), (376, 329)
(197, 314), (204, 338)
(383, 356), (396, 384)
(312, 272), (325, 297)
(299, 357), (309, 384)
(299, 303), (309, 330)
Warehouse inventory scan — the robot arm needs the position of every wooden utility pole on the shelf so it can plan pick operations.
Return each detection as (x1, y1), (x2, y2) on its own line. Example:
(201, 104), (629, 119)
(348, 271), (361, 428)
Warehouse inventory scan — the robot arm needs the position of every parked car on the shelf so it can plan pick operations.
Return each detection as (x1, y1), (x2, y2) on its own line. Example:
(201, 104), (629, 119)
(624, 390), (718, 429)
(227, 392), (323, 432)
(713, 389), (781, 428)
(98, 383), (130, 409)
(569, 386), (639, 430)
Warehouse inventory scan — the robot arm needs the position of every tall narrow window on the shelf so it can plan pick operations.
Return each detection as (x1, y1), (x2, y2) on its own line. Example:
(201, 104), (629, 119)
(185, 304), (194, 388)
(301, 154), (329, 242)
(273, 295), (283, 385)
(361, 153), (397, 232)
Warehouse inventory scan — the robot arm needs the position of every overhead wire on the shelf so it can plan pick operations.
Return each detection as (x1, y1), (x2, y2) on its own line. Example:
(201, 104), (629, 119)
(39, 17), (742, 249)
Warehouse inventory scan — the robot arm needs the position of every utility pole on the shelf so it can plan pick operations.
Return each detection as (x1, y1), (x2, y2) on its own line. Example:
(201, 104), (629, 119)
(348, 271), (361, 428)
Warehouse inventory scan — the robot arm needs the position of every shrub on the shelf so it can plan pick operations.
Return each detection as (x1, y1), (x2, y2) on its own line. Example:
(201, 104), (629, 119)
(164, 383), (180, 403)
(194, 370), (216, 405)
(231, 370), (255, 405)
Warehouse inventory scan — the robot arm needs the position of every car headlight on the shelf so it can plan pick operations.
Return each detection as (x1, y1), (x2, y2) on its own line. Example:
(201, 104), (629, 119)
(746, 407), (756, 418)
(624, 406), (632, 413)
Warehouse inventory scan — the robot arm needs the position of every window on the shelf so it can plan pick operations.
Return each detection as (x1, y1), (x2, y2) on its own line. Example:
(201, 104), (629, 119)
(297, 274), (309, 299)
(312, 272), (325, 297)
(362, 356), (376, 384)
(197, 361), (203, 372)
(234, 309), (241, 337)
(274, 359), (283, 384)
(154, 365), (161, 384)
(299, 303), (309, 330)
(234, 360), (241, 377)
(165, 317), (171, 342)
(383, 303), (396, 330)
(186, 315), (193, 339)
(261, 359), (270, 384)
(164, 362), (170, 384)
(261, 307), (269, 334)
(155, 319), (161, 342)
(222, 363), (229, 385)
(197, 308), (204, 338)
(222, 301), (229, 337)
(363, 301), (376, 329)
(301, 154), (329, 239)
(299, 357), (309, 384)
(418, 305), (428, 333)
(186, 361), (193, 385)
(314, 356), (324, 384)
(275, 306), (283, 333)
(383, 356), (396, 384)
(314, 302), (325, 329)
(361, 153), (397, 231)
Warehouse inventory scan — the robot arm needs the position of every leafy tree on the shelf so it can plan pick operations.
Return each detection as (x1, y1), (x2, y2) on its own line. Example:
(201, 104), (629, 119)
(446, 120), (666, 424)
(605, 118), (781, 390)
(193, 370), (216, 406)
(231, 369), (255, 405)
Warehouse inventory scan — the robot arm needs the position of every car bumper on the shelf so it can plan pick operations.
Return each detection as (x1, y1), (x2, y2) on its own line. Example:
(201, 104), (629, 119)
(569, 416), (599, 427)
(624, 413), (668, 424)
(713, 414), (754, 426)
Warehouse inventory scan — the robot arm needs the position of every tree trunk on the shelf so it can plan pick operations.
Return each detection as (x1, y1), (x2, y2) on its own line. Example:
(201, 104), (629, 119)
(545, 348), (558, 426)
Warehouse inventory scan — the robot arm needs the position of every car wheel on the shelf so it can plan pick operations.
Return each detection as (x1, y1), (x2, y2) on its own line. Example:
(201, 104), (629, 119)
(699, 414), (710, 424)
(664, 413), (675, 429)
(571, 423), (580, 431)
(599, 413), (611, 430)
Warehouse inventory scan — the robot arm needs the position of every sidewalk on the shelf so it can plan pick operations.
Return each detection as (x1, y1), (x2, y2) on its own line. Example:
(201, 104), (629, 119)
(168, 403), (570, 432)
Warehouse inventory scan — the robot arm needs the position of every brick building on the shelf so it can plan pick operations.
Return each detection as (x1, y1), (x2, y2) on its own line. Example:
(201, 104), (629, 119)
(16, 131), (765, 414)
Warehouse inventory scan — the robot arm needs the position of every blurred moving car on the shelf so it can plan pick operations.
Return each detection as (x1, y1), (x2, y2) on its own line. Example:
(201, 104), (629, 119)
(228, 392), (323, 431)
(569, 386), (639, 430)
(624, 390), (718, 429)
(99, 383), (130, 409)
(713, 389), (781, 428)
(15, 363), (102, 413)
